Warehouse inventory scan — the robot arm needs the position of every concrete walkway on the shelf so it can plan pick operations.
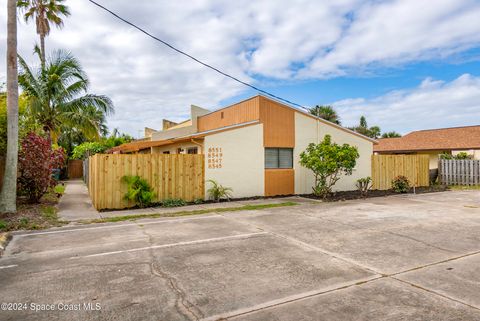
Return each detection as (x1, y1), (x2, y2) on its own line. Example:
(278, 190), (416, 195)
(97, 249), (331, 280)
(57, 179), (99, 221)
(58, 180), (315, 222)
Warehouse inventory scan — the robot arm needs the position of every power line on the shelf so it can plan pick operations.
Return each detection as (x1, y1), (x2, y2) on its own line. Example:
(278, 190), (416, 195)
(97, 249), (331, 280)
(86, 0), (309, 111)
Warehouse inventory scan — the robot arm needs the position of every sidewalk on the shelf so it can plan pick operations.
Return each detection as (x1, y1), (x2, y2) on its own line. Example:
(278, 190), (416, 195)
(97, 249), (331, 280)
(58, 180), (315, 222)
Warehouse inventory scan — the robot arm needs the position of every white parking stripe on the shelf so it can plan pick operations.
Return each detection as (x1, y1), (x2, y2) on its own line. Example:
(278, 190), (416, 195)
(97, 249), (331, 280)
(0, 264), (18, 269)
(69, 232), (268, 259)
(15, 215), (220, 237)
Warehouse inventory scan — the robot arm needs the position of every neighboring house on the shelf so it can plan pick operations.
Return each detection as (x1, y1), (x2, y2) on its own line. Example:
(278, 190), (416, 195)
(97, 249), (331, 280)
(111, 95), (376, 198)
(374, 125), (480, 169)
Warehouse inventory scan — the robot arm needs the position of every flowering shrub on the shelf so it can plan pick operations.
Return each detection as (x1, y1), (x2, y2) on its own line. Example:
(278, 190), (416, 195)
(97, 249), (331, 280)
(391, 175), (410, 193)
(18, 132), (66, 203)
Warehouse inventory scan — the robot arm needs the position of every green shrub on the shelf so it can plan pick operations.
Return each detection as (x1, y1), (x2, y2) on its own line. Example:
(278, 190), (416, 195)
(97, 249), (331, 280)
(299, 135), (359, 198)
(454, 152), (472, 160)
(193, 198), (204, 204)
(0, 220), (7, 230)
(391, 175), (410, 193)
(207, 180), (233, 202)
(162, 198), (186, 207)
(356, 177), (372, 197)
(121, 175), (155, 208)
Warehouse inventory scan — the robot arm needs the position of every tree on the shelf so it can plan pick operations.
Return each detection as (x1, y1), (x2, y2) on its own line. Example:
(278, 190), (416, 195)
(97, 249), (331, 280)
(349, 115), (381, 139)
(18, 50), (114, 143)
(17, 0), (70, 68)
(309, 105), (341, 125)
(299, 135), (359, 198)
(381, 131), (402, 138)
(0, 0), (20, 213)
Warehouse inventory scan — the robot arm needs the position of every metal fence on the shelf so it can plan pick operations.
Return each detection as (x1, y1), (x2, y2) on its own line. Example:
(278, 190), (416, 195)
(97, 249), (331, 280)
(439, 159), (480, 185)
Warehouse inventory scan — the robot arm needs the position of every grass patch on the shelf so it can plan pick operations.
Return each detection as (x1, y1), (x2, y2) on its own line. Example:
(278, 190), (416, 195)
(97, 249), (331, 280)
(84, 202), (298, 224)
(54, 184), (66, 195)
(448, 185), (480, 190)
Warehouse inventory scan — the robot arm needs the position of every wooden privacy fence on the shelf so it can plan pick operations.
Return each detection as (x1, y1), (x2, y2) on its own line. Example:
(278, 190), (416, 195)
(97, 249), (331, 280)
(67, 160), (84, 179)
(88, 154), (204, 210)
(371, 154), (429, 190)
(439, 159), (480, 185)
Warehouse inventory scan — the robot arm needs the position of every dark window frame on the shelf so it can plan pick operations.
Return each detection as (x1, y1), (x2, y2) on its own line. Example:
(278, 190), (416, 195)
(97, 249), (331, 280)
(265, 148), (293, 169)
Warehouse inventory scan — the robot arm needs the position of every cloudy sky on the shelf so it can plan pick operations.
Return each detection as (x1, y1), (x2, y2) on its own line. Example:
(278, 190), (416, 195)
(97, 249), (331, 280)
(1, 0), (480, 137)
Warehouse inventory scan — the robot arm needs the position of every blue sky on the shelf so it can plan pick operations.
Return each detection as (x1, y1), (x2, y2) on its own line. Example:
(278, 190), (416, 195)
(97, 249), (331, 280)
(1, 0), (480, 136)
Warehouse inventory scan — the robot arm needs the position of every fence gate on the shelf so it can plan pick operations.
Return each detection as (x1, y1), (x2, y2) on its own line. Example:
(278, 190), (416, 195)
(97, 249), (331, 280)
(371, 154), (430, 190)
(439, 159), (480, 185)
(67, 160), (84, 179)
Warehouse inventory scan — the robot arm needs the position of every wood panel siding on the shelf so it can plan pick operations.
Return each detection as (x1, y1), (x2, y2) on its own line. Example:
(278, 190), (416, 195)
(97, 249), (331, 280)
(259, 96), (295, 148)
(197, 96), (260, 132)
(265, 169), (294, 196)
(88, 154), (204, 210)
(68, 160), (84, 179)
(371, 154), (429, 190)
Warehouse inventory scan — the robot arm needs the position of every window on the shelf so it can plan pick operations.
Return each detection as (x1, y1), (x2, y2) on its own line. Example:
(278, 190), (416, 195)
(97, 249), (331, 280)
(163, 151), (170, 154)
(221, 111), (224, 119)
(265, 148), (293, 169)
(187, 147), (198, 154)
(177, 148), (183, 154)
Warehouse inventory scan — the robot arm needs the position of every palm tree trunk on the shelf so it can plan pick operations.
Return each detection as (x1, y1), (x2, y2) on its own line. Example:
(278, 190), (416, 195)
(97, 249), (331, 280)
(40, 34), (46, 69)
(0, 0), (19, 213)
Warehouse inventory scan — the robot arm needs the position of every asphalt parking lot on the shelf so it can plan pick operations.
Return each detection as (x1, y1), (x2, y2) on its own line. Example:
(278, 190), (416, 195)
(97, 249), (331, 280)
(1, 190), (479, 320)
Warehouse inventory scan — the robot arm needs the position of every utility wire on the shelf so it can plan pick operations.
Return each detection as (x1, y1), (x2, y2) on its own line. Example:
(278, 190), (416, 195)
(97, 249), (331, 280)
(87, 0), (309, 111)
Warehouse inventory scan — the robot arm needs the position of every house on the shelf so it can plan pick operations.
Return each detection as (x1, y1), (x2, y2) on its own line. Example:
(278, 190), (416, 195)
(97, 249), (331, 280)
(111, 95), (376, 198)
(374, 125), (480, 169)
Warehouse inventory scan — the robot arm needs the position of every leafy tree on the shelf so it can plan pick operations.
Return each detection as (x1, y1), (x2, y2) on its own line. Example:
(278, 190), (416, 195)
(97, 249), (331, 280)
(0, 92), (39, 155)
(70, 132), (133, 159)
(349, 115), (381, 139)
(17, 132), (65, 203)
(18, 49), (114, 143)
(309, 105), (341, 125)
(381, 131), (402, 138)
(299, 135), (359, 198)
(17, 0), (70, 67)
(1, 0), (20, 213)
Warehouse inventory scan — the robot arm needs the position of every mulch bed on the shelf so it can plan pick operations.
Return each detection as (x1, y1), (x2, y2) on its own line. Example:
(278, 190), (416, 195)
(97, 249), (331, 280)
(302, 185), (449, 202)
(0, 192), (65, 232)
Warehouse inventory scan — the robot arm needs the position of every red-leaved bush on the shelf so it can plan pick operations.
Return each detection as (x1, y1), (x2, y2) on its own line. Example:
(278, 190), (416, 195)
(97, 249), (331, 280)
(18, 132), (66, 203)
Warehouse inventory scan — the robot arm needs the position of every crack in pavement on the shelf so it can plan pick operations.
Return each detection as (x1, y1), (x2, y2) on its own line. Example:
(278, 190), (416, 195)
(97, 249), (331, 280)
(136, 223), (203, 321)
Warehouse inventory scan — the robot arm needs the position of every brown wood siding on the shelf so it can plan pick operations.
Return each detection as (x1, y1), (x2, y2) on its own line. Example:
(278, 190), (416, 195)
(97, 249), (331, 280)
(68, 160), (84, 179)
(259, 96), (295, 148)
(197, 96), (260, 132)
(265, 169), (294, 196)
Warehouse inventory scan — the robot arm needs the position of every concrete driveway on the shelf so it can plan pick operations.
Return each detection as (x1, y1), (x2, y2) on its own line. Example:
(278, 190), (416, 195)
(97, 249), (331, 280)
(1, 190), (479, 320)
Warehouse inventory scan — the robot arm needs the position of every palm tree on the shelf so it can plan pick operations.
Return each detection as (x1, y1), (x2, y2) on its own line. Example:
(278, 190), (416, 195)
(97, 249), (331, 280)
(18, 49), (114, 143)
(1, 0), (19, 213)
(309, 105), (341, 125)
(17, 0), (70, 68)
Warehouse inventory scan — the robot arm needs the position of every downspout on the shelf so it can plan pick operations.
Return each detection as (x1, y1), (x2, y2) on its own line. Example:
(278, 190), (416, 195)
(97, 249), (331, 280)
(190, 139), (203, 153)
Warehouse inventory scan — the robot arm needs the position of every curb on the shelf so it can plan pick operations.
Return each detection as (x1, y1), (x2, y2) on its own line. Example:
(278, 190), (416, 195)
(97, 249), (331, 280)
(0, 232), (11, 257)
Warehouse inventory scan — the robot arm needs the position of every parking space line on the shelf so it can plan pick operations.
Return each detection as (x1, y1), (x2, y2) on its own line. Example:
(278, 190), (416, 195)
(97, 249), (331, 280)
(69, 232), (268, 259)
(15, 215), (221, 237)
(200, 275), (383, 321)
(0, 264), (18, 269)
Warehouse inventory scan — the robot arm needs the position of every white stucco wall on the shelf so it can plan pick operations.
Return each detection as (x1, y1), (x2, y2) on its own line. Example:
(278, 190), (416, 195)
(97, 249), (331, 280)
(294, 113), (374, 194)
(204, 124), (264, 199)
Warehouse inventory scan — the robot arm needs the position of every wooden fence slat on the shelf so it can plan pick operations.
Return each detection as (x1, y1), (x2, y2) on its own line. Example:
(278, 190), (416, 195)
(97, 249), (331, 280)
(87, 154), (204, 210)
(372, 154), (429, 190)
(438, 159), (480, 186)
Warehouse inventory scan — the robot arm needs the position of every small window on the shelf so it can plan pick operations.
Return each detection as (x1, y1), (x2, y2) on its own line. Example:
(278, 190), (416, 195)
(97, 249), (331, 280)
(163, 151), (170, 154)
(265, 148), (293, 169)
(177, 148), (183, 154)
(187, 147), (198, 154)
(221, 112), (224, 119)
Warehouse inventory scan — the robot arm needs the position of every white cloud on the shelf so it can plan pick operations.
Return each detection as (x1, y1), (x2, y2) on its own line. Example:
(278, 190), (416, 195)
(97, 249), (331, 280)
(0, 0), (479, 136)
(333, 74), (480, 133)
